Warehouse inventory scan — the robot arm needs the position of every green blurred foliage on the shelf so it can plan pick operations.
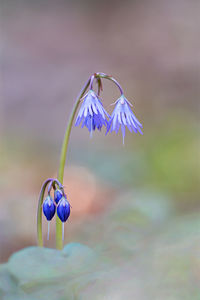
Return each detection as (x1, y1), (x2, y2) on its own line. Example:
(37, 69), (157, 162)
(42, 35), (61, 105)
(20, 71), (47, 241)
(141, 115), (200, 198)
(72, 114), (200, 204)
(1, 0), (200, 297)
(1, 190), (200, 299)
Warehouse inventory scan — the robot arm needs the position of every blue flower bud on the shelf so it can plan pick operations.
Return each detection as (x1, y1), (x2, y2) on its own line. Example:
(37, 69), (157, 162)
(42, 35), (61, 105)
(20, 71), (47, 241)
(43, 195), (56, 221)
(57, 197), (70, 222)
(54, 188), (63, 204)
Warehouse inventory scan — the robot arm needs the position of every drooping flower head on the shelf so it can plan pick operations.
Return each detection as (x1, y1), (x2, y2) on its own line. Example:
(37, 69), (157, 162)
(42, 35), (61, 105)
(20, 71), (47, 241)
(40, 178), (71, 241)
(54, 188), (63, 204)
(57, 196), (71, 240)
(42, 195), (56, 221)
(75, 90), (110, 136)
(107, 94), (143, 144)
(57, 196), (70, 222)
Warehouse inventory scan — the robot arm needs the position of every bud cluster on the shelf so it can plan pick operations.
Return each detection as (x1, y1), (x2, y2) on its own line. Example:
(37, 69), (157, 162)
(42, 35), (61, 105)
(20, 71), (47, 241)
(42, 179), (70, 240)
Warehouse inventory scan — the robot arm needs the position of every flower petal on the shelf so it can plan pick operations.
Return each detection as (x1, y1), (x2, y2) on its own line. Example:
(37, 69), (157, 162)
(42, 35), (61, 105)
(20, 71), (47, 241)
(75, 90), (109, 134)
(121, 112), (127, 125)
(91, 102), (98, 114)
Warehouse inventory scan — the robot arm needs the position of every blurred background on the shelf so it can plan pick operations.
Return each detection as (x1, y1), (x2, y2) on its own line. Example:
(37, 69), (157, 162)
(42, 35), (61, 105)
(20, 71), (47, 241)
(1, 0), (200, 297)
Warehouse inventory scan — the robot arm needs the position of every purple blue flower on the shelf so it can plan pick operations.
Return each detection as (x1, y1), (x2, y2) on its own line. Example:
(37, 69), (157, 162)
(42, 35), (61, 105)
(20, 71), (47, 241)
(107, 95), (143, 144)
(43, 195), (56, 221)
(57, 197), (70, 222)
(75, 90), (110, 135)
(54, 188), (63, 204)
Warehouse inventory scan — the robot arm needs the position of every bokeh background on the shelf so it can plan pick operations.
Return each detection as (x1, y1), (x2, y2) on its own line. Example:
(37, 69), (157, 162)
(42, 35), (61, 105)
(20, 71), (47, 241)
(1, 0), (200, 298)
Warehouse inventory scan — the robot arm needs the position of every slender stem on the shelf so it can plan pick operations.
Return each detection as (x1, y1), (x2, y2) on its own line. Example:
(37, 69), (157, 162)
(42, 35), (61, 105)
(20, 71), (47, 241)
(56, 78), (91, 249)
(95, 73), (124, 95)
(89, 74), (95, 90)
(37, 178), (53, 247)
(97, 77), (103, 96)
(47, 179), (63, 195)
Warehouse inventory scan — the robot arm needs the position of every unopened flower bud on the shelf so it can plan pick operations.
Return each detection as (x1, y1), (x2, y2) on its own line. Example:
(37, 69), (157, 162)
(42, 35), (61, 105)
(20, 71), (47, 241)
(57, 197), (70, 222)
(54, 188), (63, 204)
(43, 195), (56, 221)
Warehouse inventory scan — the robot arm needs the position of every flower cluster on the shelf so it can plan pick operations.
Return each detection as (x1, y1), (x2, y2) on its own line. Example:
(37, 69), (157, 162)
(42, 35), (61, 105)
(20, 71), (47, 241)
(37, 72), (143, 249)
(75, 74), (143, 143)
(42, 179), (70, 240)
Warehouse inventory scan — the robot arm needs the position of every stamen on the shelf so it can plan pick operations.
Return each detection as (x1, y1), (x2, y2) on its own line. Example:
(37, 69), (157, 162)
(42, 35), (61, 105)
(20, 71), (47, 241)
(47, 221), (50, 240)
(90, 117), (93, 138)
(62, 222), (64, 241)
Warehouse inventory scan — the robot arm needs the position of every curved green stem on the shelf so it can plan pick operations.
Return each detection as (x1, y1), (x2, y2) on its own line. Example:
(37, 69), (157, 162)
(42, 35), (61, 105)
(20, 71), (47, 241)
(56, 78), (91, 249)
(37, 178), (53, 246)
